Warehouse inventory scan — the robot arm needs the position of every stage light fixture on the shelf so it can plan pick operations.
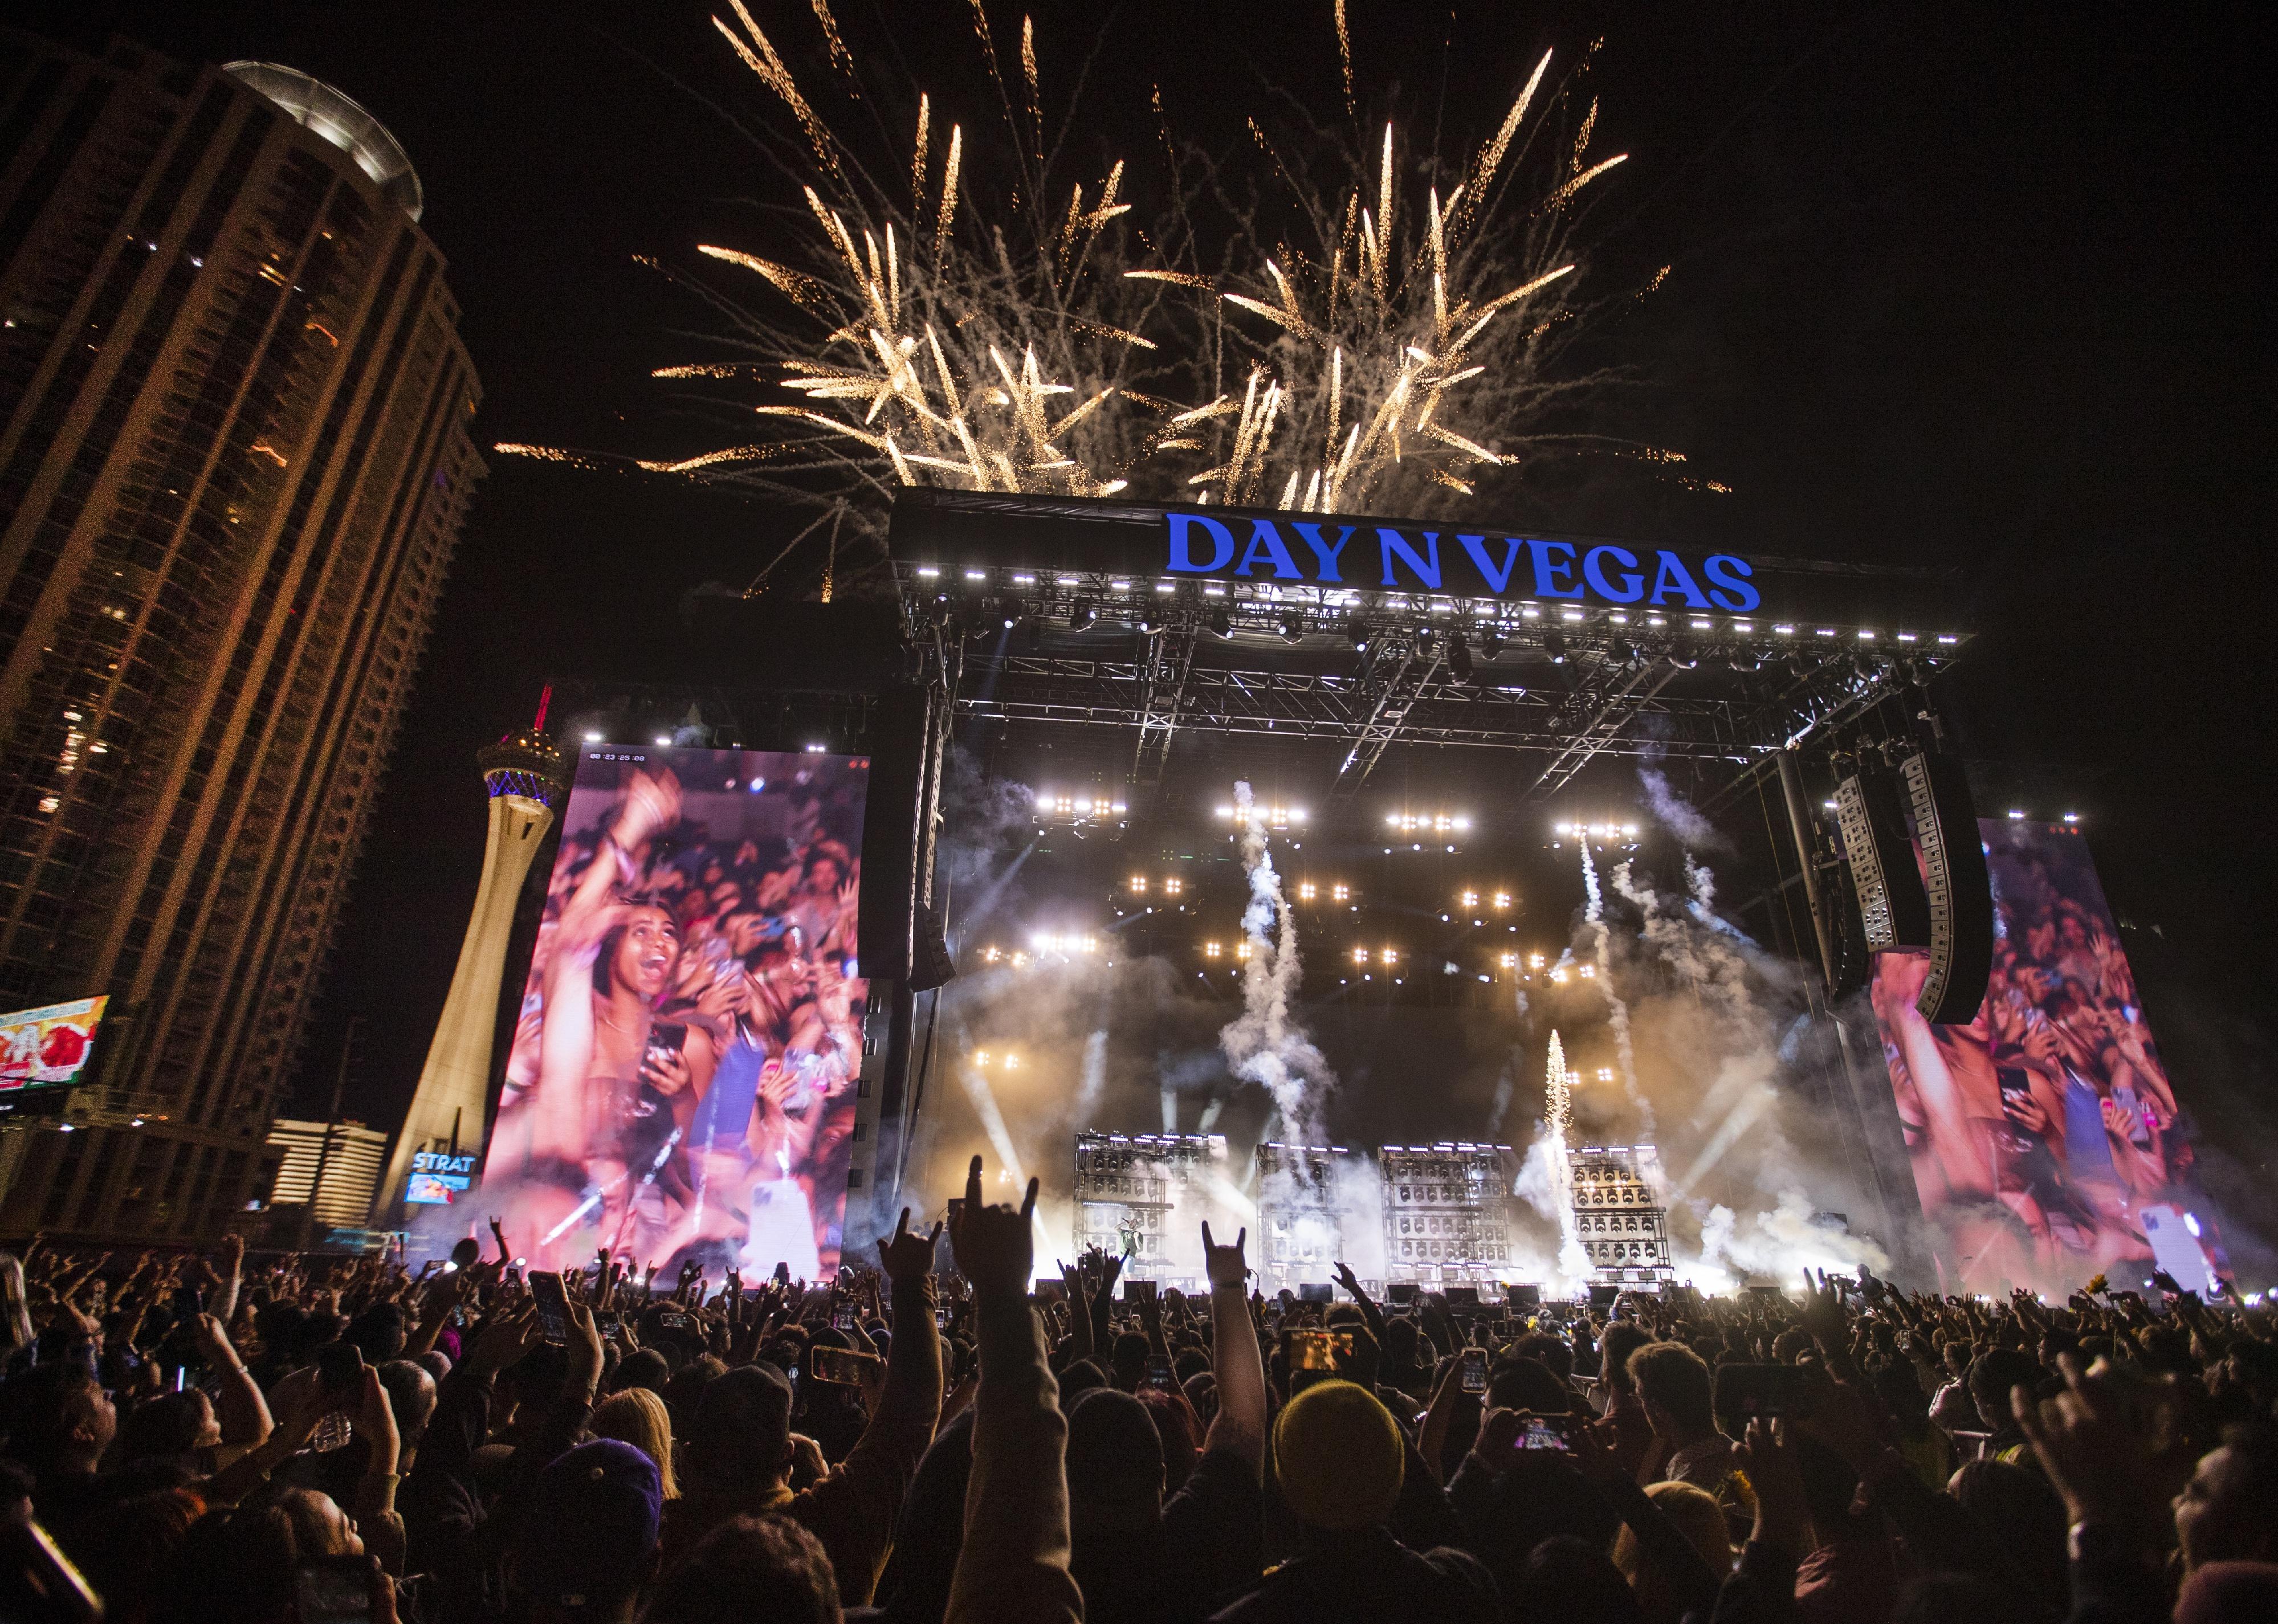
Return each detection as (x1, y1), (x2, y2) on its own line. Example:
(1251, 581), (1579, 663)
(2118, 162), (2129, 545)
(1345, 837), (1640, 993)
(1279, 611), (1306, 642)
(1128, 875), (1147, 893)
(1209, 604), (1232, 636)
(1331, 883), (1350, 901)
(1460, 888), (1480, 908)
(1448, 636), (1475, 682)
(2063, 811), (2080, 824)
(1352, 946), (1370, 965)
(1668, 646), (1700, 670)
(1499, 952), (1517, 969)
(1136, 608), (1160, 634)
(1346, 618), (1372, 652)
(1204, 941), (1222, 959)
(1298, 882), (1317, 900)
(1729, 651), (1761, 672)
(1070, 597), (1098, 629)
(1478, 629), (1505, 658)
(1529, 952), (1545, 969)
(1543, 630), (1568, 663)
(1162, 876), (1183, 896)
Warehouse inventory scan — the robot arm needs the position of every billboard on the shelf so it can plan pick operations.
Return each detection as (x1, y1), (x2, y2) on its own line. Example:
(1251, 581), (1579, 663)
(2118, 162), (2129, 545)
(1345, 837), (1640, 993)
(0, 995), (110, 1090)
(478, 746), (870, 1276)
(1869, 822), (2218, 1294)
(405, 1150), (480, 1206)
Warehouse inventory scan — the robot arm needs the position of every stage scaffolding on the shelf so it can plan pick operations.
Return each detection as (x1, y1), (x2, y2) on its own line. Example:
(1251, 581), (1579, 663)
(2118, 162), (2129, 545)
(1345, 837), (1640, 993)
(887, 489), (1966, 803)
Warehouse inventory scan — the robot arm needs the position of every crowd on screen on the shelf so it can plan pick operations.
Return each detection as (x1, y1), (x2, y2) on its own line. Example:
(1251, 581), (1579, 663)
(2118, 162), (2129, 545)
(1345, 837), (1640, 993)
(1873, 836), (2194, 1292)
(484, 763), (866, 1276)
(3, 1165), (2276, 1624)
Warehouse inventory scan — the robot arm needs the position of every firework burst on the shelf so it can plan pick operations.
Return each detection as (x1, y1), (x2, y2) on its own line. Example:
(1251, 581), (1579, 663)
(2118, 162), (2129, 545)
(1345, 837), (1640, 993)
(501, 2), (1660, 580)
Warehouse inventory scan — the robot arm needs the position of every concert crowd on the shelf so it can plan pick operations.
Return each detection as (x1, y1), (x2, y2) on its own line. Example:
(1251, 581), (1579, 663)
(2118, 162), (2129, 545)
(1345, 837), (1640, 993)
(2, 1158), (2274, 1624)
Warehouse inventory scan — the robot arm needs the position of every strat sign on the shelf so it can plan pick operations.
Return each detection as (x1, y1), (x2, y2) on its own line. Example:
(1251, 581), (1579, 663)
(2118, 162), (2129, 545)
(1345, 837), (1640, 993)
(405, 1150), (480, 1206)
(1163, 510), (1762, 611)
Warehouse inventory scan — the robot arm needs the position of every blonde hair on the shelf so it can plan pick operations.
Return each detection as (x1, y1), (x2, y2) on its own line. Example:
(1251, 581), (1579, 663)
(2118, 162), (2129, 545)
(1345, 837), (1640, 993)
(0, 1254), (31, 1353)
(591, 1388), (679, 1499)
(1614, 1479), (1734, 1617)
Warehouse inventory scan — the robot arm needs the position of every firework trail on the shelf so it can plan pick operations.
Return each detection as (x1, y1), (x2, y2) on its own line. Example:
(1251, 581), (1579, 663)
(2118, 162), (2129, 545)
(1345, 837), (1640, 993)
(499, 3), (1671, 576)
(1219, 781), (1334, 1140)
(1575, 833), (1653, 1139)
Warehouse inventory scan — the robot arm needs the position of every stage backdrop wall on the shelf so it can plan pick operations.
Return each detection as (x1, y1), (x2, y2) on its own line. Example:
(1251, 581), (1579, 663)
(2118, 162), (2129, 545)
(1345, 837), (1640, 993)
(1868, 821), (2222, 1295)
(432, 744), (870, 1277)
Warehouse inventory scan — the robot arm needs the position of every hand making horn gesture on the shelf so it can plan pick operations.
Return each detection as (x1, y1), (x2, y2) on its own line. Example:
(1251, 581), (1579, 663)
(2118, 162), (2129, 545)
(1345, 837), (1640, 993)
(949, 1154), (1037, 1303)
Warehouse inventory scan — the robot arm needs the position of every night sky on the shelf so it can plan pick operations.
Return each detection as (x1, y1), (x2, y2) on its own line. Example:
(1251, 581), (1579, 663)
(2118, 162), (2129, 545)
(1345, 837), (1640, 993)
(29, 3), (2275, 1230)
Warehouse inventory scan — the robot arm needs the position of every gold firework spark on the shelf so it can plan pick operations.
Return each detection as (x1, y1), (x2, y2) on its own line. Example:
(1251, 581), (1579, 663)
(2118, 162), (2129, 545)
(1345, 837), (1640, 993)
(499, 3), (1661, 562)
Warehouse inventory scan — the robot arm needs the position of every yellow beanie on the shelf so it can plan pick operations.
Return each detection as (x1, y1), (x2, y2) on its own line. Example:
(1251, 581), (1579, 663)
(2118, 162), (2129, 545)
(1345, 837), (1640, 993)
(1273, 1378), (1405, 1532)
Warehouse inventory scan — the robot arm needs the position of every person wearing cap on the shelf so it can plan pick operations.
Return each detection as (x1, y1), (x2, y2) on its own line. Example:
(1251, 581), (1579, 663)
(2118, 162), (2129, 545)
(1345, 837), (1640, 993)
(510, 1438), (663, 1624)
(1210, 1377), (1498, 1623)
(662, 1208), (944, 1606)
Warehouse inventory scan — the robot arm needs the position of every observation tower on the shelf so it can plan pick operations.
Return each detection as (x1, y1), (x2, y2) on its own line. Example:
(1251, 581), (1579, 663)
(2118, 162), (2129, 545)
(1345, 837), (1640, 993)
(374, 696), (568, 1226)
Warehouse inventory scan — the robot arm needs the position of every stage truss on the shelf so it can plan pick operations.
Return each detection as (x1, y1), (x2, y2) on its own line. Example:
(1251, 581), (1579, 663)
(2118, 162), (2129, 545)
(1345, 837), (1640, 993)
(892, 563), (1964, 803)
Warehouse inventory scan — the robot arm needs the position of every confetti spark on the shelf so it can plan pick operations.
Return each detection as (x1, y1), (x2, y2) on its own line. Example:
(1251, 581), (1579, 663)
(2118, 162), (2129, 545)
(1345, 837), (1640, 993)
(508, 4), (1674, 584)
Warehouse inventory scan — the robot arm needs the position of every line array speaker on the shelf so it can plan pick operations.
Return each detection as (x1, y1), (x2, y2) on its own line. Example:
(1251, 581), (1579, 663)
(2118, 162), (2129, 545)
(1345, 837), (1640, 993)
(1901, 750), (1994, 1025)
(1836, 766), (1933, 950)
(856, 684), (934, 982)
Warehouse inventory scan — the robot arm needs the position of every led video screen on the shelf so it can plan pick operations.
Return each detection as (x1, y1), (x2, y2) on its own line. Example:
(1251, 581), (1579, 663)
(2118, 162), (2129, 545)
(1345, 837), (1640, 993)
(480, 745), (869, 1276)
(0, 995), (109, 1091)
(1869, 821), (2216, 1294)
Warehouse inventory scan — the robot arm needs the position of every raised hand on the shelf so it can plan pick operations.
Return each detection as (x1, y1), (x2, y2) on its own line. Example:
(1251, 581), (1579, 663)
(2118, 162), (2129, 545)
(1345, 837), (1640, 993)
(1566, 1415), (1626, 1487)
(877, 1206), (944, 1284)
(351, 1365), (402, 1477)
(468, 1305), (544, 1376)
(1737, 1417), (1808, 1553)
(565, 1301), (605, 1397)
(1799, 1270), (1847, 1346)
(1202, 1222), (1249, 1290)
(1465, 1406), (1526, 1476)
(615, 766), (683, 851)
(1332, 1259), (1365, 1300)
(2011, 1353), (2171, 1537)
(948, 1154), (1037, 1301)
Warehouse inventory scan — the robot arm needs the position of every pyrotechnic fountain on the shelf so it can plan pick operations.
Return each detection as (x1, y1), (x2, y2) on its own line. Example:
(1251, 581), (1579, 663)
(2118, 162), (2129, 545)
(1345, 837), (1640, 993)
(1540, 1031), (1592, 1283)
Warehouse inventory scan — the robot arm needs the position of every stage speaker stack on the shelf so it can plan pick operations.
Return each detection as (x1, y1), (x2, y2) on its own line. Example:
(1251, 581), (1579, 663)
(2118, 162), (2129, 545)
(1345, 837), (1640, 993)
(1900, 750), (1995, 1025)
(857, 685), (935, 982)
(907, 899), (957, 993)
(1835, 764), (1933, 950)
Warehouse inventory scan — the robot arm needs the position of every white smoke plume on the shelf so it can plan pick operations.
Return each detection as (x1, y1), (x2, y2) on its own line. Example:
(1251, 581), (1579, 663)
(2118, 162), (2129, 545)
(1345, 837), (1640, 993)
(1639, 766), (1730, 852)
(1691, 1190), (1890, 1291)
(1576, 835), (1653, 1139)
(1517, 1133), (1595, 1284)
(1219, 781), (1335, 1140)
(1598, 850), (1896, 1286)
